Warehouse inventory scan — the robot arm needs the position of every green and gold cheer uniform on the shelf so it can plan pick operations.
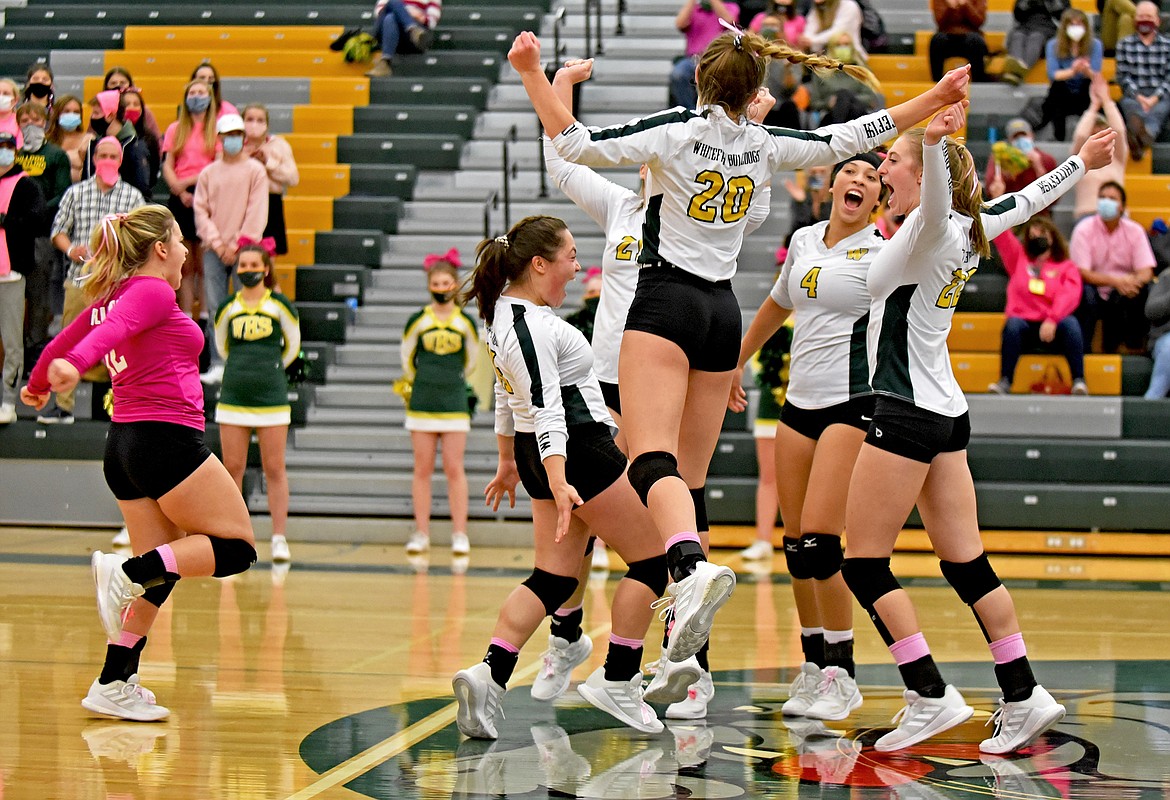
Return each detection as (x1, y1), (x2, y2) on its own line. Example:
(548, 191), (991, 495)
(214, 290), (301, 427)
(400, 306), (479, 432)
(752, 316), (794, 439)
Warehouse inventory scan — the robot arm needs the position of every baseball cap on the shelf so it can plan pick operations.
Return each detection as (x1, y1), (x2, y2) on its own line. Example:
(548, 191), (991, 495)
(216, 113), (246, 134)
(1005, 118), (1033, 139)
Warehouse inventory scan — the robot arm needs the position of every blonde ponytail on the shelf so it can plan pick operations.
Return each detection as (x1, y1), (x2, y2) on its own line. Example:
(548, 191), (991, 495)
(83, 204), (176, 300)
(900, 128), (990, 258)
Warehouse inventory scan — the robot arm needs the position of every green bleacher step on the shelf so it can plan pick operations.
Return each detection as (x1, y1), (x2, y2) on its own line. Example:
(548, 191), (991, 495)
(297, 302), (348, 343)
(354, 105), (478, 138)
(1121, 398), (1170, 440)
(432, 27), (517, 53)
(956, 272), (1008, 313)
(333, 197), (403, 233)
(314, 230), (384, 268)
(338, 134), (464, 170)
(966, 438), (1170, 484)
(707, 432), (759, 477)
(368, 78), (489, 110)
(1, 26), (125, 49)
(348, 164), (417, 199)
(297, 342), (335, 384)
(6, 5), (372, 26)
(391, 52), (502, 82)
(963, 483), (1170, 532)
(296, 265), (369, 303)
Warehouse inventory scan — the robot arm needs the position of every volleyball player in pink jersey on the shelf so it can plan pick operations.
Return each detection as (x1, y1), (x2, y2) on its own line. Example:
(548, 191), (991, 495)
(23, 205), (256, 722)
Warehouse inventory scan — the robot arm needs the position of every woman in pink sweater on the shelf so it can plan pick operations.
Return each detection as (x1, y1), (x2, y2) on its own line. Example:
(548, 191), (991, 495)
(22, 204), (256, 722)
(989, 215), (1088, 395)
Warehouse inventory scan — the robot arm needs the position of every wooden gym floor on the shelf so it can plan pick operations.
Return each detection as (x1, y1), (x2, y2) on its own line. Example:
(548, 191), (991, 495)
(1, 525), (1169, 799)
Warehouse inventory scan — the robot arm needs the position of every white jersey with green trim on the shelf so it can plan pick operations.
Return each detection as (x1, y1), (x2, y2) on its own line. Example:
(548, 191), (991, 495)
(552, 104), (898, 282)
(867, 142), (1087, 417)
(488, 295), (614, 461)
(770, 220), (887, 409)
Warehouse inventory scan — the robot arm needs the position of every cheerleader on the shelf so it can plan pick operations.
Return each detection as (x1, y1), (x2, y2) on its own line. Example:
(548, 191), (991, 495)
(398, 251), (478, 555)
(843, 103), (1115, 752)
(213, 240), (300, 563)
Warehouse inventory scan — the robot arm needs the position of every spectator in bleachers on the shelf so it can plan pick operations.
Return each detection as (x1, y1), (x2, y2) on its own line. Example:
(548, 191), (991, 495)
(671, 0), (741, 109)
(1071, 180), (1156, 352)
(807, 32), (880, 122)
(1099, 0), (1138, 52)
(1115, 1), (1170, 160)
(0, 132), (47, 424)
(749, 2), (809, 127)
(83, 91), (153, 199)
(783, 165), (833, 238)
(800, 0), (867, 58)
(242, 104), (299, 258)
(984, 118), (1058, 200)
(1071, 73), (1129, 218)
(194, 113), (269, 383)
(43, 137), (145, 424)
(161, 80), (220, 318)
(21, 64), (54, 111)
(14, 102), (69, 368)
(929, 0), (989, 82)
(989, 216), (1088, 395)
(0, 80), (24, 148)
(1035, 9), (1102, 140)
(365, 0), (441, 79)
(1143, 272), (1170, 396)
(191, 62), (238, 117)
(565, 266), (603, 341)
(120, 89), (161, 195)
(47, 95), (90, 184)
(103, 67), (162, 141)
(750, 0), (807, 44)
(1001, 0), (1070, 85)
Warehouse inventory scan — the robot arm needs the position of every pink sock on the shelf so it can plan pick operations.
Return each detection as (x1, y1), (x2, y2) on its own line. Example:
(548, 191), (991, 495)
(989, 632), (1027, 664)
(489, 637), (519, 654)
(665, 532), (700, 550)
(889, 632), (931, 665)
(156, 543), (178, 575)
(609, 633), (644, 649)
(554, 603), (583, 617)
(109, 630), (143, 648)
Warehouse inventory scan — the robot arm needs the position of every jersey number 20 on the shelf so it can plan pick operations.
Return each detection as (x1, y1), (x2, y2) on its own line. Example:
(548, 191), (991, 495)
(687, 170), (755, 223)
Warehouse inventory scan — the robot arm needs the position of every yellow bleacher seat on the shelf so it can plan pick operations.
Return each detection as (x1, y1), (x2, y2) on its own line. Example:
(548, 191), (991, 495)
(105, 51), (367, 79)
(951, 352), (1122, 394)
(284, 230), (316, 266)
(910, 32), (1115, 84)
(273, 264), (297, 300)
(82, 75), (365, 112)
(123, 25), (344, 51)
(914, 30), (1007, 54)
(1119, 176), (1170, 206)
(285, 134), (337, 165)
(949, 312), (1005, 352)
(986, 0), (1097, 11)
(310, 78), (369, 106)
(293, 105), (354, 136)
(288, 165), (349, 199)
(283, 196), (334, 231)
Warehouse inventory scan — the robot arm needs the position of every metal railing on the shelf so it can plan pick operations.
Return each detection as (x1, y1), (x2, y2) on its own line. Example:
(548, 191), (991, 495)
(615, 0), (626, 36)
(501, 125), (519, 230)
(584, 0), (604, 56)
(482, 191), (499, 239)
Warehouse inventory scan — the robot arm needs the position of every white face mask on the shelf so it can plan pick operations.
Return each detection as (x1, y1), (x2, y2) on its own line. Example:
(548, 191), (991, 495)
(1066, 24), (1086, 42)
(0, 96), (14, 113)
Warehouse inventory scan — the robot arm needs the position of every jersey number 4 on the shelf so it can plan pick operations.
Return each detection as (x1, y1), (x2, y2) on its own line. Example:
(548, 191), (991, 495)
(687, 170), (755, 223)
(800, 267), (821, 298)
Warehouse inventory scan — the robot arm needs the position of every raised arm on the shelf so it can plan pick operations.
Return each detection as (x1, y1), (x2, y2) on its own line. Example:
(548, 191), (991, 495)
(919, 102), (966, 230)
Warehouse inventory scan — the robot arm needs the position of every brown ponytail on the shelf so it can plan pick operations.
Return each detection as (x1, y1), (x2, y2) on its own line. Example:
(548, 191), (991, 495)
(461, 215), (569, 325)
(900, 128), (991, 258)
(695, 31), (881, 119)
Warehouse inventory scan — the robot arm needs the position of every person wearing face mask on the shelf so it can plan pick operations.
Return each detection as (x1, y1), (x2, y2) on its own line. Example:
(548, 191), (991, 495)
(807, 33), (879, 122)
(13, 103), (69, 367)
(189, 62), (238, 118)
(0, 79), (24, 149)
(161, 80), (219, 318)
(213, 241), (300, 564)
(984, 118), (1058, 200)
(1115, 0), (1170, 160)
(241, 104), (298, 257)
(1034, 9), (1103, 141)
(750, 0), (807, 44)
(0, 131), (47, 424)
(118, 89), (160, 193)
(82, 91), (152, 199)
(1070, 181), (1156, 353)
(47, 94), (92, 185)
(397, 253), (478, 558)
(800, 0), (867, 59)
(44, 137), (145, 424)
(193, 114), (268, 383)
(930, 0), (989, 82)
(22, 65), (55, 110)
(1071, 73), (1129, 218)
(103, 67), (162, 141)
(1001, 0), (1070, 85)
(989, 215), (1088, 395)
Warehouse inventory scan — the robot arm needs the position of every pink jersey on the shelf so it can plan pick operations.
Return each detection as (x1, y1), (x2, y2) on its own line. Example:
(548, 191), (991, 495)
(29, 275), (206, 429)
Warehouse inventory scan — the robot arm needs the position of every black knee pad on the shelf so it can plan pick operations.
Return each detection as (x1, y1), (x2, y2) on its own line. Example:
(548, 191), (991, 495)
(522, 568), (579, 616)
(142, 581), (175, 608)
(689, 486), (709, 533)
(939, 553), (1002, 607)
(624, 553), (669, 597)
(209, 536), (258, 578)
(840, 557), (901, 608)
(627, 451), (679, 506)
(584, 536), (596, 557)
(800, 533), (844, 580)
(783, 537), (812, 580)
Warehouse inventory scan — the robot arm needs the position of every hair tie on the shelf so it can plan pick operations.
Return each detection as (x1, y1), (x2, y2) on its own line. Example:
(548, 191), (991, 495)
(718, 17), (744, 50)
(495, 235), (510, 249)
(237, 235), (277, 257)
(837, 62), (845, 71)
(99, 214), (125, 258)
(423, 247), (462, 270)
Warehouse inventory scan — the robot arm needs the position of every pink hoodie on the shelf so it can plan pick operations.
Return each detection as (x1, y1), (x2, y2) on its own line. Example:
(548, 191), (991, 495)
(995, 229), (1083, 325)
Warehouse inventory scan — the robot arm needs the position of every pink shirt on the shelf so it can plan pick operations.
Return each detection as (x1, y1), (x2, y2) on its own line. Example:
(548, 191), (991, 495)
(162, 120), (217, 181)
(0, 113), (21, 148)
(995, 230), (1082, 324)
(749, 11), (806, 44)
(684, 5), (739, 57)
(1069, 213), (1157, 298)
(29, 276), (205, 429)
(193, 157), (269, 253)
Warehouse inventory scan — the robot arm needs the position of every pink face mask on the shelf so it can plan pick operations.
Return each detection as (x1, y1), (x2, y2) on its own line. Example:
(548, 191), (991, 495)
(244, 121), (267, 140)
(95, 160), (121, 185)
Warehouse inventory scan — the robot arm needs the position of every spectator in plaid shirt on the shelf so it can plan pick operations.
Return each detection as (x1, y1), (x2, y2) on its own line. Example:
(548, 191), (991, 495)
(1115, 1), (1170, 160)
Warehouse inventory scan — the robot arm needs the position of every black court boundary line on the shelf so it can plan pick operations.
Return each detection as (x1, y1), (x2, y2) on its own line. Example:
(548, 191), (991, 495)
(4, 551), (1170, 593)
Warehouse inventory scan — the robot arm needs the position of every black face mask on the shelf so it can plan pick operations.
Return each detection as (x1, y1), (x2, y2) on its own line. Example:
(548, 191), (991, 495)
(583, 296), (600, 313)
(1024, 236), (1051, 259)
(431, 290), (454, 304)
(90, 117), (109, 136)
(26, 83), (52, 99)
(237, 270), (265, 288)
